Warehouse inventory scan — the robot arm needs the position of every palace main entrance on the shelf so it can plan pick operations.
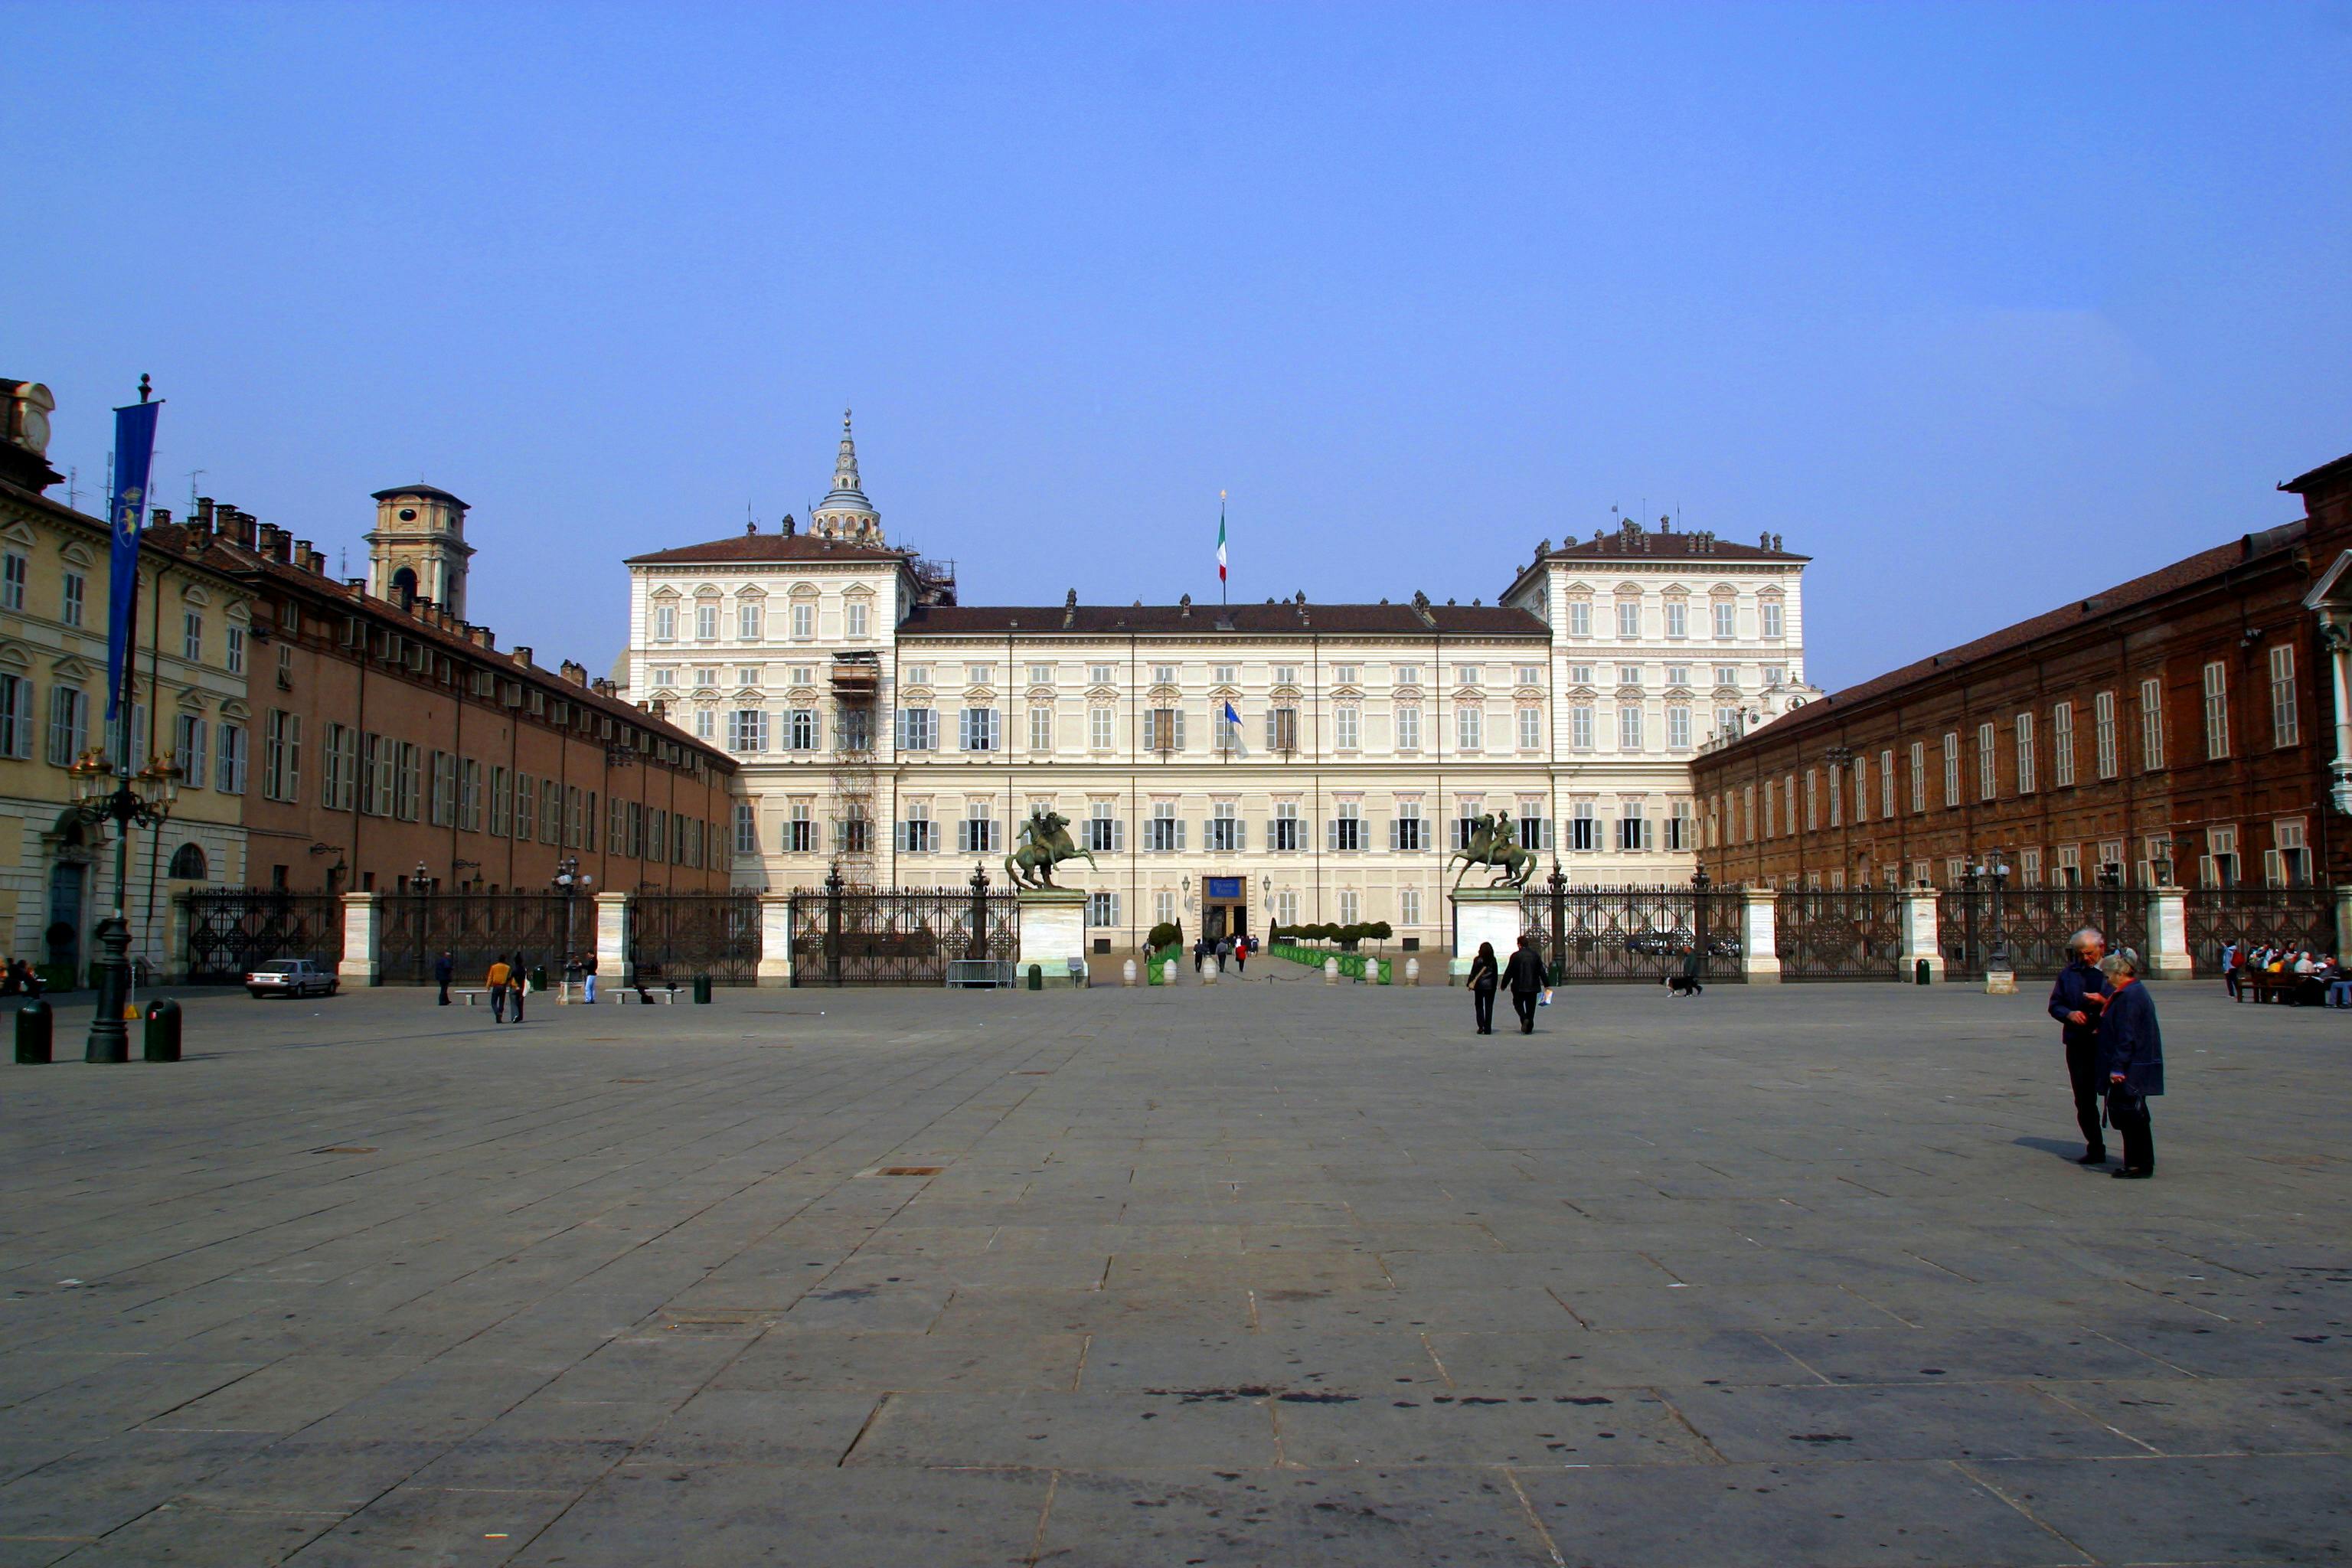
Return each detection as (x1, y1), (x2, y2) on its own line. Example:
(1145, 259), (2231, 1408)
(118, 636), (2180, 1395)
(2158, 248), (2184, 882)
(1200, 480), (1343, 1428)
(1201, 874), (1248, 942)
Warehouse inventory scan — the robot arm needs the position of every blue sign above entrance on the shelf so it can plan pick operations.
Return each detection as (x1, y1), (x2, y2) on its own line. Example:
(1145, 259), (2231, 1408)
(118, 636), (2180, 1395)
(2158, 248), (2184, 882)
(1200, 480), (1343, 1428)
(1205, 877), (1243, 900)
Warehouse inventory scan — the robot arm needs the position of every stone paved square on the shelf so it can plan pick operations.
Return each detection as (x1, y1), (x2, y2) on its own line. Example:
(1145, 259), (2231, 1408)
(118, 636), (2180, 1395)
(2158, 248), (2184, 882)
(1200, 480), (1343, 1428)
(2, 978), (2347, 1566)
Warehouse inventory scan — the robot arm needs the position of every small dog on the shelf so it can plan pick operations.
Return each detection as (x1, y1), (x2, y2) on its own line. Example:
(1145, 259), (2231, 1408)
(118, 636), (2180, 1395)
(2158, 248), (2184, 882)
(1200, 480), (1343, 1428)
(1662, 973), (1703, 997)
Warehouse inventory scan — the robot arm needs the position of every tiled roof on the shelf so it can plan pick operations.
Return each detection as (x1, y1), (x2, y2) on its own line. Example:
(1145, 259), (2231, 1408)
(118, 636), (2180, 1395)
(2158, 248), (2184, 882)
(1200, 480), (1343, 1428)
(1707, 520), (2309, 756)
(176, 529), (734, 769)
(901, 602), (1548, 638)
(370, 483), (468, 508)
(1540, 534), (1808, 564)
(626, 534), (910, 567)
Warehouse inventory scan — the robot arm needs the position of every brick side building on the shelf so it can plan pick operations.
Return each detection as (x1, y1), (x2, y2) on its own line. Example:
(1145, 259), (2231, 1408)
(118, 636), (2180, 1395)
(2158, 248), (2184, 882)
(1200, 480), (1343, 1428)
(160, 492), (737, 897)
(1690, 448), (2352, 893)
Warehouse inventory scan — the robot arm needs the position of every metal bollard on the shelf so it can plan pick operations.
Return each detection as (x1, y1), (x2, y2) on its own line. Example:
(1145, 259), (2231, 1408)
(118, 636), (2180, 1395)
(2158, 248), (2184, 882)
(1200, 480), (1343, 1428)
(692, 974), (714, 1004)
(142, 998), (182, 1063)
(15, 1000), (52, 1065)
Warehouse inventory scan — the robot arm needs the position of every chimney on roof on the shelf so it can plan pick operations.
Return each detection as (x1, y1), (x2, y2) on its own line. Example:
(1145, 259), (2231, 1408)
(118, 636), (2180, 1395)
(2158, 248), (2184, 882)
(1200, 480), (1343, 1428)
(514, 645), (533, 667)
(195, 497), (215, 528)
(292, 539), (312, 571)
(1063, 588), (1076, 630)
(1772, 533), (1783, 551)
(781, 514), (795, 537)
(1179, 593), (1192, 619)
(1759, 531), (1771, 549)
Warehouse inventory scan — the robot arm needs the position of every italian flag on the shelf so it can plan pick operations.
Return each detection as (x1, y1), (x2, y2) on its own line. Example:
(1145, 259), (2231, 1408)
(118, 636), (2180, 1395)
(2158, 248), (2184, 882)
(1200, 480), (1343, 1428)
(1217, 494), (1227, 584)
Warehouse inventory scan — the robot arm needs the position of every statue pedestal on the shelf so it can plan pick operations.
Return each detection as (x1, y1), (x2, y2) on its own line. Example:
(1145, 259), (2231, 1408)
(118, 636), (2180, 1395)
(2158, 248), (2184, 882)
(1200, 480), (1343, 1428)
(1016, 888), (1088, 988)
(1449, 887), (1525, 980)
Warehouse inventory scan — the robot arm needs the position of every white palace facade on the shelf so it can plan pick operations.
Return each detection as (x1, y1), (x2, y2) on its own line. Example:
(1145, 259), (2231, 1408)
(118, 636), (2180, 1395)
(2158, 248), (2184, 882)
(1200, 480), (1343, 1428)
(617, 418), (1818, 950)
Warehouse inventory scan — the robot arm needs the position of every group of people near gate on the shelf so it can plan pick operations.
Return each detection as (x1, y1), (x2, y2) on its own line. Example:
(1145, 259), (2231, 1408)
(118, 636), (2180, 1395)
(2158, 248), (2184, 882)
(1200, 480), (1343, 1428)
(2219, 941), (2352, 1007)
(2048, 928), (2166, 1180)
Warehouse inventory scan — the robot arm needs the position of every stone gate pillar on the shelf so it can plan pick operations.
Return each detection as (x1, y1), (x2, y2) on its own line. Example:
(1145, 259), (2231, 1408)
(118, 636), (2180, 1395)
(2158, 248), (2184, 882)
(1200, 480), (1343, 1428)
(1740, 887), (1781, 983)
(338, 890), (381, 987)
(757, 893), (793, 987)
(593, 890), (630, 991)
(2145, 885), (2194, 981)
(1449, 887), (1524, 980)
(1897, 885), (1942, 983)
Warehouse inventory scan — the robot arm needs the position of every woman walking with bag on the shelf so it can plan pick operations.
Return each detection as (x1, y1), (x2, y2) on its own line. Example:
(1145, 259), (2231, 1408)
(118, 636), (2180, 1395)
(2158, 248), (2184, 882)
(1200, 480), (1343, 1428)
(1466, 941), (1500, 1035)
(2096, 951), (2165, 1178)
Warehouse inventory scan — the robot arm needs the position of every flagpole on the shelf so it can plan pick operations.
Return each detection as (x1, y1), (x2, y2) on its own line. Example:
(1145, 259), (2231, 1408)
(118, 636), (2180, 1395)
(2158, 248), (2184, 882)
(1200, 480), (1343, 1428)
(1217, 492), (1227, 608)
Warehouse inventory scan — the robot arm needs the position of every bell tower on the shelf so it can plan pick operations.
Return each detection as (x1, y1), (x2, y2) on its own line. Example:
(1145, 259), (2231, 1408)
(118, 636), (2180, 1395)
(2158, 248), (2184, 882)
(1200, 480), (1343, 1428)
(367, 484), (475, 616)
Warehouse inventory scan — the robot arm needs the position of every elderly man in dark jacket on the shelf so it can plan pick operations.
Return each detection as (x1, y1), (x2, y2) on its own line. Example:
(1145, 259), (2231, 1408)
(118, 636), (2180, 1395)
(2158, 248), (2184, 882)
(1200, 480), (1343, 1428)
(2096, 951), (2164, 1178)
(2046, 928), (2112, 1165)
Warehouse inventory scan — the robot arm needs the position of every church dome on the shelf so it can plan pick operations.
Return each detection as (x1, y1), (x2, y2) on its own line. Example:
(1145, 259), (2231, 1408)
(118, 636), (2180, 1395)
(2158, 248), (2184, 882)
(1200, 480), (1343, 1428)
(810, 410), (882, 543)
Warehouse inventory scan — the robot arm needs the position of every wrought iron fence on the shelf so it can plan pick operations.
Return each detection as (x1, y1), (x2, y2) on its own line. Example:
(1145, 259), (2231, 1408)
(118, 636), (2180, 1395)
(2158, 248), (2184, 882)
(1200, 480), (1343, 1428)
(1516, 883), (1748, 984)
(1939, 883), (2148, 981)
(2184, 887), (2336, 974)
(381, 891), (578, 985)
(628, 891), (762, 985)
(789, 871), (1021, 986)
(1775, 887), (1906, 981)
(181, 890), (345, 983)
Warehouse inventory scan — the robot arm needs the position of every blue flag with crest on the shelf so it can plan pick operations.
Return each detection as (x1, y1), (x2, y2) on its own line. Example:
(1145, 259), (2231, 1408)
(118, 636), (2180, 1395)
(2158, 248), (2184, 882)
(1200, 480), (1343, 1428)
(106, 397), (162, 726)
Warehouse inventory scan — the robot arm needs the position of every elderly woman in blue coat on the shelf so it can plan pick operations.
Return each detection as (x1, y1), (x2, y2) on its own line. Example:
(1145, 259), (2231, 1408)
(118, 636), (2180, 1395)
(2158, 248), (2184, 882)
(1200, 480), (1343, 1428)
(2096, 951), (2164, 1179)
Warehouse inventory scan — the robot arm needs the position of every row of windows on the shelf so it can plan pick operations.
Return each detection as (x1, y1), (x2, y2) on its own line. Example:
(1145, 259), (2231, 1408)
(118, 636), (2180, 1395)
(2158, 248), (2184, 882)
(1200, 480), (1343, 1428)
(1760, 822), (2312, 893)
(268, 715), (725, 867)
(0, 552), (243, 672)
(0, 675), (250, 789)
(710, 704), (1580, 756)
(1711, 655), (2301, 846)
(1562, 599), (1785, 641)
(740, 798), (1697, 857)
(651, 600), (869, 643)
(653, 658), (1788, 697)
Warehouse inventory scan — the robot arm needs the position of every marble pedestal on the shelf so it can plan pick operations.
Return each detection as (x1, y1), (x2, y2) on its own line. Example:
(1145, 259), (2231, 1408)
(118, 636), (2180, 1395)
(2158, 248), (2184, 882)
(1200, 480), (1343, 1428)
(1017, 888), (1088, 988)
(1450, 887), (1524, 979)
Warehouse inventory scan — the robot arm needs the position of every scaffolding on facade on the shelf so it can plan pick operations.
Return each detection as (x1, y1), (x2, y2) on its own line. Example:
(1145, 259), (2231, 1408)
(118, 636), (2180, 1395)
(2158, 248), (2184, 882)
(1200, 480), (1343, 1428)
(829, 649), (880, 887)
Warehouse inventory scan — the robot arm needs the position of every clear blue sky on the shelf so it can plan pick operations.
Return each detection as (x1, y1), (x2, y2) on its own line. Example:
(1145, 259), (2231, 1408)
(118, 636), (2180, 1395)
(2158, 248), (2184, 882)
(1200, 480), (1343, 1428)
(6, 3), (2347, 689)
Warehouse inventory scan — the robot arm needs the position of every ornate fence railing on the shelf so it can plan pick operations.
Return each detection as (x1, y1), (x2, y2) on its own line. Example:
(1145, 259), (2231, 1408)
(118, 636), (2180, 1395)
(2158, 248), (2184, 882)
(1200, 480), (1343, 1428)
(381, 892), (578, 985)
(1775, 887), (1906, 981)
(788, 872), (1020, 987)
(627, 892), (762, 985)
(1939, 884), (2148, 982)
(1515, 883), (1748, 984)
(181, 890), (345, 983)
(2184, 887), (2336, 974)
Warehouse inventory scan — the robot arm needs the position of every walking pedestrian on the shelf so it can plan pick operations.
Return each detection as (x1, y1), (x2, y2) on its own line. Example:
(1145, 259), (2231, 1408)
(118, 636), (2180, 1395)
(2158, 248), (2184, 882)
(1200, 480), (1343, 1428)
(1232, 938), (1246, 976)
(509, 961), (528, 1024)
(2046, 928), (2112, 1165)
(582, 954), (598, 1005)
(485, 954), (511, 1022)
(1465, 941), (1499, 1035)
(2096, 950), (2164, 1179)
(1216, 935), (1232, 973)
(1503, 934), (1547, 1034)
(2220, 939), (2241, 998)
(433, 949), (455, 1006)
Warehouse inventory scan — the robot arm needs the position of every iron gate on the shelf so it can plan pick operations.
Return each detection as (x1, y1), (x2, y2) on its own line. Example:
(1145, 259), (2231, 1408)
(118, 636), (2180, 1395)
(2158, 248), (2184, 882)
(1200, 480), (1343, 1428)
(789, 873), (1020, 986)
(1517, 884), (1747, 983)
(1775, 887), (1906, 981)
(181, 890), (345, 982)
(381, 892), (577, 985)
(1939, 884), (2148, 981)
(2185, 887), (2335, 975)
(628, 892), (762, 985)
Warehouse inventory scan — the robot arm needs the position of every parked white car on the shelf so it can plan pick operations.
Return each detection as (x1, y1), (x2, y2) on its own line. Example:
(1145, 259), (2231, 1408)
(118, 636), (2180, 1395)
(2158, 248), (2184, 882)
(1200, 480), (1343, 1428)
(245, 959), (338, 999)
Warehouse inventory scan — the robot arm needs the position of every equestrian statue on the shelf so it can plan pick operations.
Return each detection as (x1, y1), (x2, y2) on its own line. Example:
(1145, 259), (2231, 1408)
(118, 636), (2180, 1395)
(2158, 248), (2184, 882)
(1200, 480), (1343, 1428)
(1004, 808), (1099, 890)
(1447, 808), (1537, 889)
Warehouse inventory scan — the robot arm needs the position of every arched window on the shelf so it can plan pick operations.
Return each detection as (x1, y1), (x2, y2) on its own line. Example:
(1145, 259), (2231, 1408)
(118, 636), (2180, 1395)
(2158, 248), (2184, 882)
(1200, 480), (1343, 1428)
(391, 566), (419, 606)
(168, 843), (207, 880)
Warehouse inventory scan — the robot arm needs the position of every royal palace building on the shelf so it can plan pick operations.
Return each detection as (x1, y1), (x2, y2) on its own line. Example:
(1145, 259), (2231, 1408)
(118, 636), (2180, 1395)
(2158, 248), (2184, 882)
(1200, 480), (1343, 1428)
(618, 417), (1819, 951)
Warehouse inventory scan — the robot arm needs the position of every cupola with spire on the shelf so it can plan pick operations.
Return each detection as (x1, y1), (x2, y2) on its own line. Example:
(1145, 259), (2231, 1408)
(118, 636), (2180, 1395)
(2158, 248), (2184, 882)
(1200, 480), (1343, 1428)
(809, 408), (883, 544)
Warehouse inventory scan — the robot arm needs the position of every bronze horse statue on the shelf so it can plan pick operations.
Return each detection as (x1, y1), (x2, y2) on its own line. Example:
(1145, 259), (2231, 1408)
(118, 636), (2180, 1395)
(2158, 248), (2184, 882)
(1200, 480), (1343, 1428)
(1447, 809), (1537, 889)
(1004, 808), (1098, 890)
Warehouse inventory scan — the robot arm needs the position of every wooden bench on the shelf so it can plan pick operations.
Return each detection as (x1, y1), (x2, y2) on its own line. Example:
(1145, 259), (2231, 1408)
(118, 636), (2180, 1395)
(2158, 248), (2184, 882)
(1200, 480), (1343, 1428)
(2242, 971), (2324, 1006)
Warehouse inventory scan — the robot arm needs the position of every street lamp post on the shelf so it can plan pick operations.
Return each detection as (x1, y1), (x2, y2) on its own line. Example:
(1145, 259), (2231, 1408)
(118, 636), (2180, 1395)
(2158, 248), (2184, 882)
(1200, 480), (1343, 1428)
(68, 749), (180, 1063)
(553, 856), (591, 975)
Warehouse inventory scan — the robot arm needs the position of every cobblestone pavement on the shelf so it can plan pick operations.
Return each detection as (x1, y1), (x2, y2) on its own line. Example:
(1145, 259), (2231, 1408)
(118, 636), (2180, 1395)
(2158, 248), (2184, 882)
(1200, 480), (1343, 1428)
(0, 978), (2346, 1566)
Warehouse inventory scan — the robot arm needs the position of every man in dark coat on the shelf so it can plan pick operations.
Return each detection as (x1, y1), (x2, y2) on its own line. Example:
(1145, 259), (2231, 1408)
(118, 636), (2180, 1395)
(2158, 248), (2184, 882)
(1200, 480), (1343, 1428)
(1501, 936), (1547, 1034)
(2046, 928), (2112, 1165)
(2096, 950), (2164, 1178)
(433, 949), (455, 1006)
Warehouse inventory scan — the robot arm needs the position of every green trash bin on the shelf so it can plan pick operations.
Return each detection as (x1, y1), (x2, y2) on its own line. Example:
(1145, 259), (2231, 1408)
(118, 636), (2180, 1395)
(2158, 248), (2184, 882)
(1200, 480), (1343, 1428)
(691, 974), (713, 1004)
(143, 998), (182, 1063)
(1915, 959), (1932, 985)
(1028, 964), (1042, 991)
(15, 1000), (51, 1065)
